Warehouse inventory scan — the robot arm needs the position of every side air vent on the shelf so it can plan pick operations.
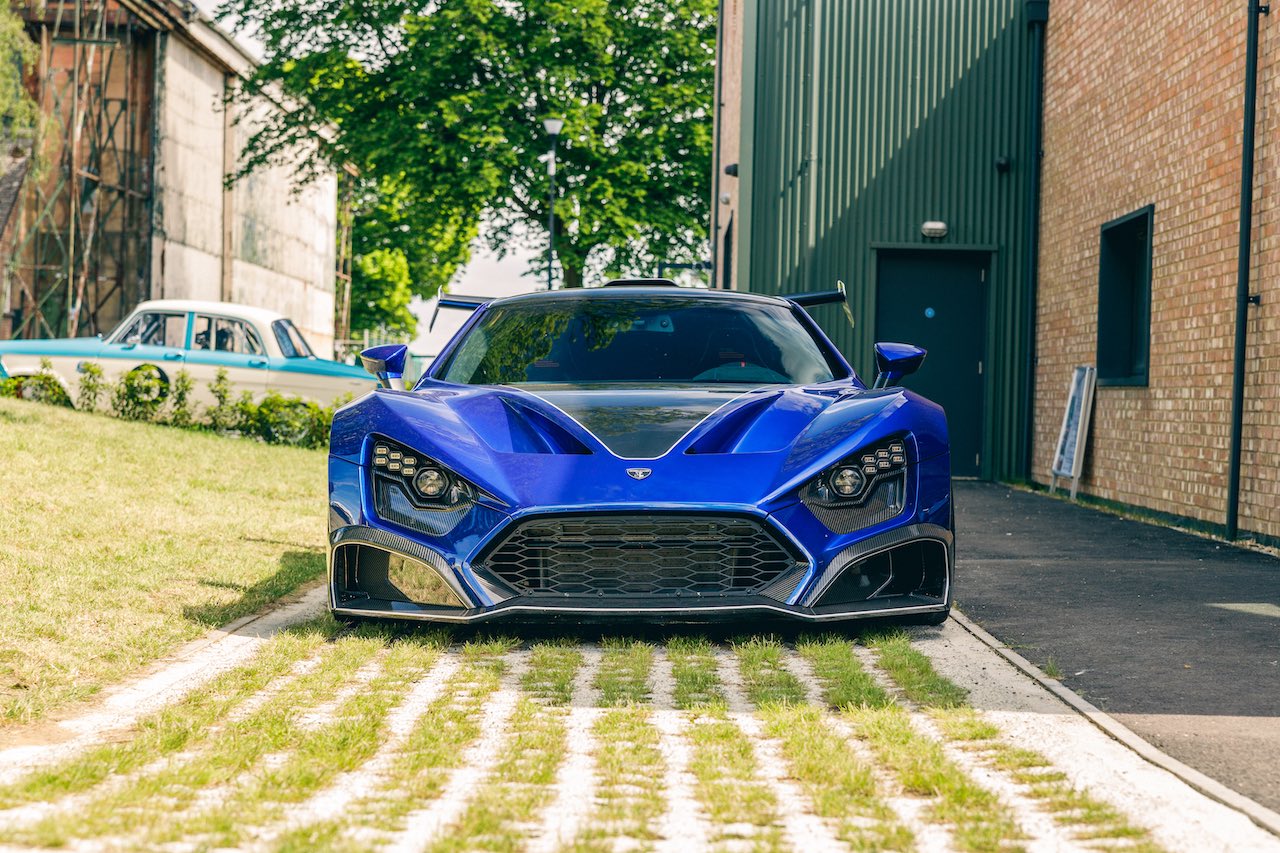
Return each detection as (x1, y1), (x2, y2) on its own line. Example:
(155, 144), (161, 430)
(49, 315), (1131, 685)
(814, 539), (948, 607)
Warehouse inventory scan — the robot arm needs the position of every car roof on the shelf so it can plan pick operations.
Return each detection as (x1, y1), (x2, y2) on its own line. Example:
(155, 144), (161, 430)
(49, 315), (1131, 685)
(488, 286), (792, 308)
(132, 299), (286, 326)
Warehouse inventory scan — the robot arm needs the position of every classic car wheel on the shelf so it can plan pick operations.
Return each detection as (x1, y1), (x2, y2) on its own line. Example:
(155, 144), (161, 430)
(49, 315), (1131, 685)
(17, 378), (50, 403)
(127, 364), (169, 402)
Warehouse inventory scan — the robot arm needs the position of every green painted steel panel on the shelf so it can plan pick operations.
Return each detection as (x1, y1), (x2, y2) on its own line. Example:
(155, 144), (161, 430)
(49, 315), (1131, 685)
(739, 0), (1039, 480)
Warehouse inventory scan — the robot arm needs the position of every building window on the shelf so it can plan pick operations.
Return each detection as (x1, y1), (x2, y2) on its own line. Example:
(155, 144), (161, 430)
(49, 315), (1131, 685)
(1096, 205), (1153, 386)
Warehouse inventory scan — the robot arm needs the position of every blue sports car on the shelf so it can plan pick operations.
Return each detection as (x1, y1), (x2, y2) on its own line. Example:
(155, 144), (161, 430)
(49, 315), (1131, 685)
(327, 280), (952, 625)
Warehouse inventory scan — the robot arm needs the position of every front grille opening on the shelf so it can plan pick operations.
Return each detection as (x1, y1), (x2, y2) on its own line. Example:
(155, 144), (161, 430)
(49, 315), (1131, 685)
(482, 515), (798, 598)
(815, 539), (948, 607)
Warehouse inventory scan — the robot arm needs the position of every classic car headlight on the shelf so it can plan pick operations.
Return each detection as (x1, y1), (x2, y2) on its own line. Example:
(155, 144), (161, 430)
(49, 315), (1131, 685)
(802, 436), (910, 534)
(370, 437), (476, 535)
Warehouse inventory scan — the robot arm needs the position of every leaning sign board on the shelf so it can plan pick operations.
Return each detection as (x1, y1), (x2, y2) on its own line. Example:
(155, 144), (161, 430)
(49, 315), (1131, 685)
(1051, 366), (1097, 500)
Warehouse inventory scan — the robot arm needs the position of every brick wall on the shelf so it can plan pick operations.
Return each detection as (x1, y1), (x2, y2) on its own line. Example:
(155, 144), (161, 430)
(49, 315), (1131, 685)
(1035, 0), (1280, 538)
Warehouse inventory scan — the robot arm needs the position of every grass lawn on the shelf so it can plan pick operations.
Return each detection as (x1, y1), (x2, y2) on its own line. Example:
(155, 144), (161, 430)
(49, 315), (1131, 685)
(0, 397), (329, 725)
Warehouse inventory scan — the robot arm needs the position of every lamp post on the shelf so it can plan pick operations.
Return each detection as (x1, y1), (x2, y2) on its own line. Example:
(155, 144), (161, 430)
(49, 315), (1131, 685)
(543, 117), (564, 290)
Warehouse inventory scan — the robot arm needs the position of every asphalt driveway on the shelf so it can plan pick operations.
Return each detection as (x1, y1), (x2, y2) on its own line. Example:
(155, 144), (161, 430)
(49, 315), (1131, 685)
(952, 481), (1280, 813)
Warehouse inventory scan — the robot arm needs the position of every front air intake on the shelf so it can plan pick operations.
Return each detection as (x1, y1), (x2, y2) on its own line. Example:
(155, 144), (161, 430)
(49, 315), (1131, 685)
(476, 514), (805, 600)
(814, 539), (949, 607)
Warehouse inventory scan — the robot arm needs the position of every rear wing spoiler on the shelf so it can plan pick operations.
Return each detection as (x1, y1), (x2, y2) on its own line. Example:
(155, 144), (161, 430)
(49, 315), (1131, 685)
(783, 280), (846, 307)
(783, 281), (855, 329)
(429, 293), (489, 332)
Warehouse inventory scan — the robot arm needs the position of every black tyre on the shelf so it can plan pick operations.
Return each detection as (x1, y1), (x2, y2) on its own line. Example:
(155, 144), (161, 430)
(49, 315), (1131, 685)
(903, 607), (950, 626)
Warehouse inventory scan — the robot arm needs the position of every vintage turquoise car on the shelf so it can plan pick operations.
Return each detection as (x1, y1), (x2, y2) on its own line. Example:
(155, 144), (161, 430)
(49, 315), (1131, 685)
(0, 299), (374, 407)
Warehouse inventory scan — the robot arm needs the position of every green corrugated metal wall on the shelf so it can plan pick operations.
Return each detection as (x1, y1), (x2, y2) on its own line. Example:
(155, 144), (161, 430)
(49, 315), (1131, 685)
(737, 0), (1039, 480)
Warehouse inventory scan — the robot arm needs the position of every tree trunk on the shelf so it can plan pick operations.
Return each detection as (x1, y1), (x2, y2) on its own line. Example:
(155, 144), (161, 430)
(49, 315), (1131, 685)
(561, 265), (584, 289)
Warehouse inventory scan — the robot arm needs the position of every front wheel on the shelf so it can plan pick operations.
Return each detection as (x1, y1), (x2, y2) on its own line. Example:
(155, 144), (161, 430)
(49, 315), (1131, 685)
(903, 607), (950, 626)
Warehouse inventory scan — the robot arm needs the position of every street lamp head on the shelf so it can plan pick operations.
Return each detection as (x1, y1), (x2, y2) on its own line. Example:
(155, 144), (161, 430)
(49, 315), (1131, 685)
(543, 117), (565, 138)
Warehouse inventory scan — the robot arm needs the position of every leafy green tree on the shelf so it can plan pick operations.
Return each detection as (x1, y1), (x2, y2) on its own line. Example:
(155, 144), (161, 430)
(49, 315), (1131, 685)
(350, 245), (418, 337)
(220, 0), (716, 289)
(0, 4), (37, 133)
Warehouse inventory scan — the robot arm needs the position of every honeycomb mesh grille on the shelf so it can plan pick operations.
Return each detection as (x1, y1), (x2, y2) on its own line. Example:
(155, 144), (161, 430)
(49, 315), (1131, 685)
(481, 514), (799, 598)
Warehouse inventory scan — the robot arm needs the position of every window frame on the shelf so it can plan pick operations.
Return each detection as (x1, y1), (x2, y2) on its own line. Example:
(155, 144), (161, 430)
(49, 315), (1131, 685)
(190, 313), (267, 357)
(110, 311), (188, 348)
(1095, 205), (1154, 387)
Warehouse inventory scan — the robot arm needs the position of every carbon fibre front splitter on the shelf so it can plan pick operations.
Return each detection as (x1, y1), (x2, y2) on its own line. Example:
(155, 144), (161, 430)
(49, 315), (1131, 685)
(331, 593), (949, 625)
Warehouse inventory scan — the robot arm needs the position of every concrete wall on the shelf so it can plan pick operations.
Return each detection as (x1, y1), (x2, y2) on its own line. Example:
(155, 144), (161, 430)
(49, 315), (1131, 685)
(1034, 1), (1280, 539)
(151, 33), (337, 356)
(711, 0), (743, 290)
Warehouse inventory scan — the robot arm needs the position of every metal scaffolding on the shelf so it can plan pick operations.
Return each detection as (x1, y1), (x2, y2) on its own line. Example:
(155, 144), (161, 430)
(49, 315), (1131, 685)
(3, 0), (154, 340)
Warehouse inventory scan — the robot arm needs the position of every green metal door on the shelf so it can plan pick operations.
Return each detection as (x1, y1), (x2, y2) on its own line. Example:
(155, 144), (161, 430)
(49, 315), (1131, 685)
(876, 251), (988, 477)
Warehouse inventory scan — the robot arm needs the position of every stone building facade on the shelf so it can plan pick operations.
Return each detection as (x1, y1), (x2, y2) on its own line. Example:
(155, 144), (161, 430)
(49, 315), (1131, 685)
(1, 1), (337, 356)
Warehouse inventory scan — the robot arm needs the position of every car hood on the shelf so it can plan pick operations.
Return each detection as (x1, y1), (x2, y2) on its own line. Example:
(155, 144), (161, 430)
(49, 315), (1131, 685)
(0, 336), (106, 356)
(333, 381), (948, 512)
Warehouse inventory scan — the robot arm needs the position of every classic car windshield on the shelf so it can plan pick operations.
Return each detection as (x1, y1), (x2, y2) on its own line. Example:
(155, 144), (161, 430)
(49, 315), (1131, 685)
(438, 296), (840, 386)
(272, 319), (315, 358)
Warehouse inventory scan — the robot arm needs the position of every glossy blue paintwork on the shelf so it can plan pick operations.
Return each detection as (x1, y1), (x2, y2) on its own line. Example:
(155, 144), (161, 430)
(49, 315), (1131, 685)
(329, 288), (953, 621)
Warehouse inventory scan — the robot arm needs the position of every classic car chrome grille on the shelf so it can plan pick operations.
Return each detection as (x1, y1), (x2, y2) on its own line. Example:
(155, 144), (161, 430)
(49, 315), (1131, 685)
(480, 514), (800, 598)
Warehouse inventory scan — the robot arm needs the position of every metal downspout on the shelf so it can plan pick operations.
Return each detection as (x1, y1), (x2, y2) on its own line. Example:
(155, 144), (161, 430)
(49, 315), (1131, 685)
(1226, 0), (1269, 541)
(711, 0), (727, 287)
(1022, 0), (1049, 480)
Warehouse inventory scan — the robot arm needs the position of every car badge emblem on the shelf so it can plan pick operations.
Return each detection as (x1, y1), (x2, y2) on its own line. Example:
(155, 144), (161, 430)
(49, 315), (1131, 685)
(626, 468), (653, 480)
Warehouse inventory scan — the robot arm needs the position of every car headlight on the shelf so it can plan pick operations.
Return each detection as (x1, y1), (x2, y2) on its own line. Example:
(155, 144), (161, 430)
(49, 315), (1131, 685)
(370, 437), (476, 535)
(802, 436), (910, 533)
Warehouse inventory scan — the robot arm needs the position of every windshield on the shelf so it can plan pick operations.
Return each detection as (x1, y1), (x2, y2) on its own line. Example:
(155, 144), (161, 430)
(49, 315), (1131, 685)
(272, 319), (315, 358)
(437, 296), (840, 386)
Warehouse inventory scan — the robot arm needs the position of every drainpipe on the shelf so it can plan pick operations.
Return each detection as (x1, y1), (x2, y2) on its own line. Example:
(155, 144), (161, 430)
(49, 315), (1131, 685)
(1226, 0), (1269, 541)
(710, 0), (727, 287)
(1022, 0), (1049, 481)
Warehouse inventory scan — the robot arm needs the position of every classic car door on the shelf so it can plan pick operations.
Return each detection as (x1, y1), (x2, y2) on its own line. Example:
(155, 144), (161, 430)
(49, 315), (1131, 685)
(184, 313), (272, 400)
(107, 310), (188, 385)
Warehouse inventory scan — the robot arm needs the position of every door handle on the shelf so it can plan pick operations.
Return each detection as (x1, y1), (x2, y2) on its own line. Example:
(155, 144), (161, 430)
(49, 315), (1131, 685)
(163, 352), (183, 360)
(249, 359), (268, 368)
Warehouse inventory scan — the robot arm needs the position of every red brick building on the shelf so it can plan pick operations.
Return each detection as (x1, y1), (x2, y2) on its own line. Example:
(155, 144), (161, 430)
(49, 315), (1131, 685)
(1033, 1), (1280, 541)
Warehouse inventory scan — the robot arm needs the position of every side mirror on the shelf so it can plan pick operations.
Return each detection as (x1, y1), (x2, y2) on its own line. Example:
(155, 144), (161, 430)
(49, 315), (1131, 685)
(123, 334), (141, 349)
(361, 344), (409, 390)
(873, 342), (926, 389)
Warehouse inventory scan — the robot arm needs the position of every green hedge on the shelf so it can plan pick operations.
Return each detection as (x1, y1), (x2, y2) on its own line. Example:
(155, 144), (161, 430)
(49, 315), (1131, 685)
(0, 359), (350, 449)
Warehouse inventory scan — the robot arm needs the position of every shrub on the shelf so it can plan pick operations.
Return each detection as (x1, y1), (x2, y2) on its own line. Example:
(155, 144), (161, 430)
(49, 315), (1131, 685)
(253, 391), (327, 448)
(111, 364), (167, 421)
(76, 361), (107, 411)
(166, 369), (196, 428)
(0, 359), (73, 407)
(206, 368), (241, 433)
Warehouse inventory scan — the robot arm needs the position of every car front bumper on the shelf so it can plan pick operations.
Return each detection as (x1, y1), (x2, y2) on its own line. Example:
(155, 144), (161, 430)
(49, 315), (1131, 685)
(328, 519), (953, 625)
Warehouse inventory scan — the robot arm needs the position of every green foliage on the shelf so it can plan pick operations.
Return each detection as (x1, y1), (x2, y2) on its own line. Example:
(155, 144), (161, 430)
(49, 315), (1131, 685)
(252, 391), (329, 448)
(14, 364), (343, 449)
(111, 364), (167, 421)
(206, 368), (243, 433)
(76, 362), (107, 412)
(350, 246), (417, 337)
(0, 359), (72, 407)
(0, 4), (38, 133)
(166, 370), (196, 428)
(219, 0), (716, 288)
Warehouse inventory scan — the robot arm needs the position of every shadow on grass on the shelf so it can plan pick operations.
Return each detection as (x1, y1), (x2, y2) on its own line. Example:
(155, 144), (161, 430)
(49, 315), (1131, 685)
(183, 548), (325, 629)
